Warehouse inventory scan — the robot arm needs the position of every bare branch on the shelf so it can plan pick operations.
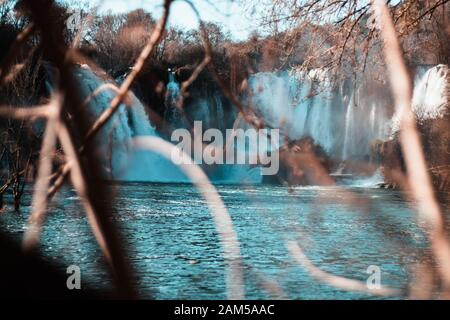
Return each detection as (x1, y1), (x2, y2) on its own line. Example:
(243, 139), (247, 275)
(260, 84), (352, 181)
(0, 105), (50, 120)
(373, 0), (450, 292)
(21, 0), (138, 298)
(82, 0), (173, 148)
(180, 55), (211, 96)
(132, 136), (244, 300)
(0, 23), (35, 85)
(80, 83), (122, 108)
(44, 0), (174, 210)
(22, 97), (59, 251)
(287, 241), (401, 296)
(56, 118), (112, 263)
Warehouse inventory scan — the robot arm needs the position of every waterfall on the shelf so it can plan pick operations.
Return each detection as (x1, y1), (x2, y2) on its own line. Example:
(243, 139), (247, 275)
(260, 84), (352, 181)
(193, 98), (211, 128)
(75, 65), (189, 182)
(248, 70), (339, 152)
(214, 95), (224, 131)
(391, 65), (448, 134)
(342, 93), (355, 160)
(76, 67), (261, 184)
(73, 63), (447, 184)
(248, 69), (390, 160)
(164, 69), (186, 129)
(160, 70), (262, 184)
(167, 71), (180, 99)
(413, 64), (449, 120)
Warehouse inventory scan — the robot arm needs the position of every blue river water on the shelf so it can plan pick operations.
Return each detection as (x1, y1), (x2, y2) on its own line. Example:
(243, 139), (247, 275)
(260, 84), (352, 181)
(0, 183), (449, 299)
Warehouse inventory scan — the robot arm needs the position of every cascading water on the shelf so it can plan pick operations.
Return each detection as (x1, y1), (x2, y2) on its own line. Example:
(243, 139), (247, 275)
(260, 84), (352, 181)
(391, 64), (449, 134)
(76, 67), (261, 184)
(342, 93), (355, 160)
(160, 70), (263, 184)
(76, 65), (189, 182)
(167, 71), (180, 98)
(74, 62), (447, 185)
(193, 98), (211, 128)
(248, 69), (391, 161)
(164, 69), (186, 129)
(215, 95), (225, 131)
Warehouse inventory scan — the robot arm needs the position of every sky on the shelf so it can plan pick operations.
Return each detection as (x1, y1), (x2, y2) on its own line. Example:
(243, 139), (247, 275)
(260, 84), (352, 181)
(63, 0), (261, 41)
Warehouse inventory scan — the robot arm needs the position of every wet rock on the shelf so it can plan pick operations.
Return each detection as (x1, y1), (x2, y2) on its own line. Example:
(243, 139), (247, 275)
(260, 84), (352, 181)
(263, 136), (334, 186)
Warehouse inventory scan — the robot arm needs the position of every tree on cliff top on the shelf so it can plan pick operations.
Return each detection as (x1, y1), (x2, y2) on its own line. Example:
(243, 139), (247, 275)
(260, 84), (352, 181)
(246, 0), (450, 78)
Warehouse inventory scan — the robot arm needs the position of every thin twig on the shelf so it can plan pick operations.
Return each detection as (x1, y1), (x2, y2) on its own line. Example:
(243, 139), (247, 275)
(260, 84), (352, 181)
(22, 97), (59, 251)
(80, 83), (122, 108)
(56, 117), (111, 263)
(22, 0), (138, 298)
(44, 0), (174, 201)
(180, 56), (212, 96)
(81, 0), (173, 149)
(0, 23), (35, 85)
(373, 0), (450, 293)
(0, 105), (50, 120)
(132, 136), (244, 300)
(287, 241), (400, 297)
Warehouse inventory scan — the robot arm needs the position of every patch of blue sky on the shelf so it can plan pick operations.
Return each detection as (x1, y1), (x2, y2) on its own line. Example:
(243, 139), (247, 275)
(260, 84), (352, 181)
(59, 0), (263, 41)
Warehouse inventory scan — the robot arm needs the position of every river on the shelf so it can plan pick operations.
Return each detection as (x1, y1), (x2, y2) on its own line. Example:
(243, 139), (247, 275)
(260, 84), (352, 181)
(1, 183), (449, 299)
